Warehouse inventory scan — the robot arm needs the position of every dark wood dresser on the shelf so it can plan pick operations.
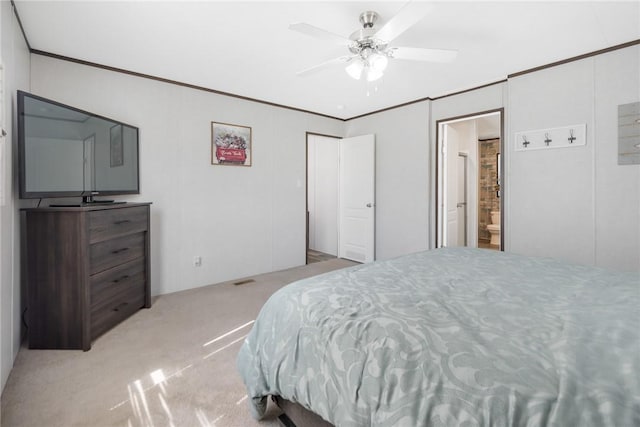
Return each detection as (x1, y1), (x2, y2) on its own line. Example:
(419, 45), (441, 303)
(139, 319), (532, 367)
(22, 202), (151, 350)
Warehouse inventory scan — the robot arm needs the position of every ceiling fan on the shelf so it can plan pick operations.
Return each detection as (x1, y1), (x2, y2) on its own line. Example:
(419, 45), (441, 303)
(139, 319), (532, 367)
(289, 1), (458, 82)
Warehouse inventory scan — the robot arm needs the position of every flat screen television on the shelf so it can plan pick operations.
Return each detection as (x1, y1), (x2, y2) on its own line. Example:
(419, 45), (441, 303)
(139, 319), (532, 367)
(18, 90), (139, 204)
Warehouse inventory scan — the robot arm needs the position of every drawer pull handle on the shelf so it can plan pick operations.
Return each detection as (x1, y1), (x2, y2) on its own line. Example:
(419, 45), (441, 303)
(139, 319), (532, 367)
(113, 302), (128, 312)
(113, 275), (130, 283)
(112, 247), (130, 255)
(113, 220), (131, 225)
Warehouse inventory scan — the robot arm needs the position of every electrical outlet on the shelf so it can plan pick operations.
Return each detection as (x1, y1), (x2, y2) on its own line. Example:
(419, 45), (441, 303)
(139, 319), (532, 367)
(194, 256), (202, 267)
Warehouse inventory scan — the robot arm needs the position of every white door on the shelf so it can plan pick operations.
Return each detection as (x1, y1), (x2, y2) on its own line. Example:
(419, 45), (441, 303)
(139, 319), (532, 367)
(445, 125), (460, 246)
(456, 153), (468, 246)
(339, 135), (375, 263)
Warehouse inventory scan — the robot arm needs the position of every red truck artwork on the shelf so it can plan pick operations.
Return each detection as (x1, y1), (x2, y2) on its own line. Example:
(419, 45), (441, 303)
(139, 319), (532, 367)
(216, 146), (247, 164)
(213, 127), (249, 165)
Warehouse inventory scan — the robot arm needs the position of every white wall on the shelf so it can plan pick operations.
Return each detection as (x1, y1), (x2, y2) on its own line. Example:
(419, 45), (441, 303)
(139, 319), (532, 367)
(508, 45), (639, 271)
(30, 55), (345, 296)
(345, 101), (430, 261)
(0, 1), (31, 392)
(593, 47), (640, 271)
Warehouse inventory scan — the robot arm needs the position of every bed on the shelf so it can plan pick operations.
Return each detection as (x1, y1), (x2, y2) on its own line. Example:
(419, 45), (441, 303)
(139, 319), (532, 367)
(237, 247), (640, 426)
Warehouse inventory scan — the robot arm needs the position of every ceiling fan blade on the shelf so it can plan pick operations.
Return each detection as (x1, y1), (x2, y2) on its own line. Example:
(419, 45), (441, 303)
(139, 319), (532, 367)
(296, 56), (354, 77)
(289, 22), (352, 45)
(389, 47), (458, 63)
(374, 1), (432, 43)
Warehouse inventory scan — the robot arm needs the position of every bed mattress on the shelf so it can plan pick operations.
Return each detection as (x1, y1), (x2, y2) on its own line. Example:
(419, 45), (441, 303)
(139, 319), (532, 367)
(237, 248), (640, 426)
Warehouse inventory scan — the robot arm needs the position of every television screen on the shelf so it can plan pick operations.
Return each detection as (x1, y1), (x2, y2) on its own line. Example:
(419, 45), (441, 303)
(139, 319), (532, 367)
(18, 91), (139, 200)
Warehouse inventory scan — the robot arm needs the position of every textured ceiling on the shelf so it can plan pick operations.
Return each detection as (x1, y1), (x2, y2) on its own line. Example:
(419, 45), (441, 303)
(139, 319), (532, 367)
(13, 1), (640, 119)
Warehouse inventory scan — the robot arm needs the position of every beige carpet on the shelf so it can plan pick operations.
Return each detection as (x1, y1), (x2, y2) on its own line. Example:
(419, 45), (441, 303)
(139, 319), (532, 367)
(1, 258), (356, 427)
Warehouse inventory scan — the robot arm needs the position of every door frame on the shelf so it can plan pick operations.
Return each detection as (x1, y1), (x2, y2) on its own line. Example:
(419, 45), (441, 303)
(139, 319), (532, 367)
(435, 108), (505, 249)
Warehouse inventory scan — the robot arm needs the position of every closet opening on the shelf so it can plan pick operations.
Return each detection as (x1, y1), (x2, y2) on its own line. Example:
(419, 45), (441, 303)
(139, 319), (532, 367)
(305, 132), (376, 264)
(306, 133), (340, 264)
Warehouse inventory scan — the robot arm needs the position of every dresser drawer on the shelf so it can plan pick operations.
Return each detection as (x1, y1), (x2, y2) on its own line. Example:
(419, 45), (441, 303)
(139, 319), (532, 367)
(90, 232), (145, 275)
(91, 258), (145, 312)
(90, 284), (145, 340)
(89, 206), (148, 243)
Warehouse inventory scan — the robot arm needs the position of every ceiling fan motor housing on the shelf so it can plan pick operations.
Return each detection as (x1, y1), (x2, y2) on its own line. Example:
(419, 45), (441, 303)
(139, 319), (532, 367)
(359, 11), (378, 28)
(349, 11), (388, 57)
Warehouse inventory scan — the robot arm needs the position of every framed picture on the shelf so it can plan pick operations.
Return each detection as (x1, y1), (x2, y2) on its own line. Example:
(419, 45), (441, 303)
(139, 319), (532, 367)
(110, 124), (124, 167)
(211, 121), (252, 166)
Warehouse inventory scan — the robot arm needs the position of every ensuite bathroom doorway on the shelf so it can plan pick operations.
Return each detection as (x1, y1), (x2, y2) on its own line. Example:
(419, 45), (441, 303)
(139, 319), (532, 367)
(436, 110), (504, 251)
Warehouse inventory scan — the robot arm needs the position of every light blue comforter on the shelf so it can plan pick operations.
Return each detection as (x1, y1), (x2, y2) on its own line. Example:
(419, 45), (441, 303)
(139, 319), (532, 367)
(237, 248), (640, 426)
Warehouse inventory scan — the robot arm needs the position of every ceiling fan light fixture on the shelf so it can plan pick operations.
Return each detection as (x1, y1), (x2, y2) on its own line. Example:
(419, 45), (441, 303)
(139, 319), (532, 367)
(346, 60), (364, 80)
(291, 7), (459, 83)
(368, 53), (388, 73)
(366, 67), (384, 82)
(346, 51), (388, 81)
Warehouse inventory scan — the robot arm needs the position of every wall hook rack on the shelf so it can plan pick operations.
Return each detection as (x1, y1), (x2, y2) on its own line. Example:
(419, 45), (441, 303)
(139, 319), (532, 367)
(514, 124), (586, 151)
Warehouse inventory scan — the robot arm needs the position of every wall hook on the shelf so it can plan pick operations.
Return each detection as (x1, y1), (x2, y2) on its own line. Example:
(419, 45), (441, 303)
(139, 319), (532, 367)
(568, 129), (576, 144)
(544, 133), (552, 146)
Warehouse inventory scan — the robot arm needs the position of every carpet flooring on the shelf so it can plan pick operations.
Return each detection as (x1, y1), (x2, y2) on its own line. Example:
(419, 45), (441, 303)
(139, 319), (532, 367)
(1, 258), (356, 427)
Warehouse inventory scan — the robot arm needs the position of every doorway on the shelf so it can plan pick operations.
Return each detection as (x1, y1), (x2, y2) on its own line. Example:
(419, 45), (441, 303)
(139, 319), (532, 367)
(436, 110), (504, 250)
(306, 133), (340, 264)
(306, 133), (376, 264)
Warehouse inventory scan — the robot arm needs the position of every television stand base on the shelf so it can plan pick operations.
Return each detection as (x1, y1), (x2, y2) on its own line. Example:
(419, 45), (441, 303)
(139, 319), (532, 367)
(49, 200), (127, 208)
(83, 200), (127, 206)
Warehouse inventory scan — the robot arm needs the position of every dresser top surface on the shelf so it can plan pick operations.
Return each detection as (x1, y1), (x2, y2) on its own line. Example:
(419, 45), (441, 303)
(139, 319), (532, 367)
(22, 202), (152, 212)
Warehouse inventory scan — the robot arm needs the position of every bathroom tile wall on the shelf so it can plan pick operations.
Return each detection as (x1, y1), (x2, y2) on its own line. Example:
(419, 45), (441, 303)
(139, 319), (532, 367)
(479, 139), (500, 241)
